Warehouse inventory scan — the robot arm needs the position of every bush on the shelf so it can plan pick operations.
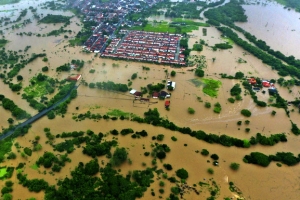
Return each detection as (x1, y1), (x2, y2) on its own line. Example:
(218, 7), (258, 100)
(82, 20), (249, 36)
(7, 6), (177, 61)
(47, 110), (55, 119)
(210, 154), (219, 160)
(171, 136), (177, 141)
(156, 151), (166, 159)
(24, 147), (32, 156)
(176, 168), (188, 179)
(157, 134), (164, 141)
(163, 164), (173, 170)
(170, 70), (176, 77)
(188, 107), (195, 114)
(228, 97), (235, 103)
(195, 68), (204, 77)
(241, 109), (251, 117)
(230, 162), (240, 170)
(110, 147), (127, 166)
(207, 168), (214, 174)
(201, 149), (209, 156)
(5, 181), (13, 187)
(42, 66), (49, 72)
(131, 73), (137, 80)
(205, 102), (211, 108)
(271, 110), (276, 115)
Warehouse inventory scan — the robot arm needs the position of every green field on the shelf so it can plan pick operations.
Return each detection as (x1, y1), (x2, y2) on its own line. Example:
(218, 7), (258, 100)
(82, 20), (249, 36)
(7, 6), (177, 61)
(202, 78), (222, 97)
(23, 77), (55, 98)
(130, 19), (209, 33)
(0, 39), (8, 48)
(0, 0), (20, 5)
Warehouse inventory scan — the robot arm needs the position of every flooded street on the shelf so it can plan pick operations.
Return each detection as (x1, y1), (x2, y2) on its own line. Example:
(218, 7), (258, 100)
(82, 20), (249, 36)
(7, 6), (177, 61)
(0, 0), (300, 199)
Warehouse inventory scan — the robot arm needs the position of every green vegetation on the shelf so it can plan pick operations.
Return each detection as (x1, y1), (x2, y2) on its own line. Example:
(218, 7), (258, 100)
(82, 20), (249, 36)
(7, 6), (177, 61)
(0, 39), (8, 47)
(214, 43), (233, 50)
(176, 168), (188, 179)
(39, 14), (71, 24)
(244, 151), (300, 167)
(207, 168), (214, 174)
(130, 19), (208, 34)
(0, 96), (31, 120)
(88, 81), (129, 92)
(201, 149), (209, 156)
(23, 74), (56, 98)
(241, 109), (251, 117)
(230, 163), (240, 171)
(202, 78), (221, 97)
(213, 102), (222, 113)
(187, 107), (195, 114)
(110, 147), (128, 166)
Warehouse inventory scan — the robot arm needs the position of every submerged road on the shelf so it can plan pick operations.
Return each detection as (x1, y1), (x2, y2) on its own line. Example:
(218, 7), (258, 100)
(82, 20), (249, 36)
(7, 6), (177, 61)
(0, 84), (79, 141)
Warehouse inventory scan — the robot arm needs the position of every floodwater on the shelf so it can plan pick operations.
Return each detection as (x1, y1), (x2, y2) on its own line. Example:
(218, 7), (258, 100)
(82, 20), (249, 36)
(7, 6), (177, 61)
(236, 0), (300, 59)
(0, 0), (300, 199)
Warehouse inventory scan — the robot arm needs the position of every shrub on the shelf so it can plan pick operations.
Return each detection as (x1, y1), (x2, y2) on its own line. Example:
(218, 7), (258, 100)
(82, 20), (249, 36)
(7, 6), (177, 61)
(230, 162), (240, 171)
(159, 188), (164, 194)
(159, 181), (165, 187)
(131, 73), (137, 80)
(157, 134), (164, 141)
(245, 128), (250, 132)
(24, 147), (32, 156)
(5, 181), (13, 187)
(237, 121), (242, 125)
(176, 168), (189, 179)
(47, 110), (55, 119)
(205, 102), (211, 108)
(213, 102), (221, 113)
(171, 136), (177, 141)
(201, 149), (209, 156)
(188, 107), (195, 114)
(207, 168), (214, 174)
(210, 154), (219, 160)
(271, 110), (276, 115)
(156, 151), (166, 159)
(241, 109), (251, 117)
(163, 164), (173, 170)
(245, 120), (250, 125)
(170, 70), (176, 77)
(42, 66), (49, 72)
(228, 97), (235, 103)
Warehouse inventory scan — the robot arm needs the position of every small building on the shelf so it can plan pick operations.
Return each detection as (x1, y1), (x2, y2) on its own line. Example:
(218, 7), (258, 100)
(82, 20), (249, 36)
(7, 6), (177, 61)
(167, 81), (176, 90)
(152, 92), (159, 98)
(159, 91), (170, 98)
(268, 88), (278, 95)
(134, 91), (142, 98)
(248, 78), (256, 85)
(129, 89), (137, 94)
(262, 81), (270, 87)
(67, 74), (81, 81)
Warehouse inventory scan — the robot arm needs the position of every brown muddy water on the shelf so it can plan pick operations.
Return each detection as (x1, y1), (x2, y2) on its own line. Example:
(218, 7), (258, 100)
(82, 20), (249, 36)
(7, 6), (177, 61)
(1, 0), (300, 199)
(236, 0), (300, 59)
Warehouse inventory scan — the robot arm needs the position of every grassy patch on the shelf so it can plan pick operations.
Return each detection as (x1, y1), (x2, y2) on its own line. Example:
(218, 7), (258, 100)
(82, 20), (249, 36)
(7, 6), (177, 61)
(221, 36), (234, 45)
(30, 164), (39, 170)
(130, 19), (208, 33)
(172, 18), (209, 27)
(202, 78), (221, 97)
(23, 77), (55, 98)
(106, 109), (131, 118)
(0, 168), (7, 178)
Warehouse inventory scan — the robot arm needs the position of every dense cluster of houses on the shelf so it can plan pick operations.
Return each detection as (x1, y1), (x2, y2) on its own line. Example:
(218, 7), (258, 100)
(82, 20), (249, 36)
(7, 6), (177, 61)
(101, 31), (186, 65)
(69, 0), (163, 53)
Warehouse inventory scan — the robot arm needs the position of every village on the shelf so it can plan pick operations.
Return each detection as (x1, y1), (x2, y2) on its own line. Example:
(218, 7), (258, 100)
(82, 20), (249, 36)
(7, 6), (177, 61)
(68, 0), (165, 55)
(101, 30), (186, 65)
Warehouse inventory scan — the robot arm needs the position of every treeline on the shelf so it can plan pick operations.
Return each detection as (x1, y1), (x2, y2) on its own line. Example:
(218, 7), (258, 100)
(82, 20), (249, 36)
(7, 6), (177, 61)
(48, 82), (76, 106)
(44, 162), (153, 199)
(88, 81), (129, 92)
(0, 94), (31, 120)
(244, 151), (300, 167)
(26, 53), (47, 63)
(38, 14), (71, 24)
(131, 108), (287, 148)
(282, 0), (300, 11)
(204, 0), (247, 26)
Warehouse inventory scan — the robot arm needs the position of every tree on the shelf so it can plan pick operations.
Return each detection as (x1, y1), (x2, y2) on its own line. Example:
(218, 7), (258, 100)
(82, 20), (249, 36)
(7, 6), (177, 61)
(170, 70), (176, 77)
(47, 111), (55, 119)
(241, 109), (251, 117)
(230, 162), (240, 170)
(110, 147), (128, 166)
(24, 147), (32, 156)
(211, 154), (219, 160)
(235, 71), (244, 79)
(176, 168), (188, 179)
(131, 73), (137, 80)
(201, 149), (209, 156)
(156, 151), (166, 159)
(85, 159), (99, 175)
(42, 66), (49, 72)
(195, 68), (204, 77)
(188, 107), (195, 114)
(17, 75), (23, 81)
(207, 168), (214, 174)
(7, 118), (14, 124)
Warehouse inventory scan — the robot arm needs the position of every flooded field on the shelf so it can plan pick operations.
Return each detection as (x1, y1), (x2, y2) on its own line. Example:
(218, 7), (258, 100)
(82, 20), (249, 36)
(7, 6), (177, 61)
(0, 0), (300, 199)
